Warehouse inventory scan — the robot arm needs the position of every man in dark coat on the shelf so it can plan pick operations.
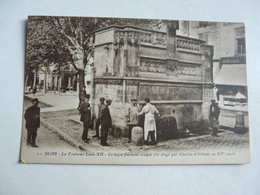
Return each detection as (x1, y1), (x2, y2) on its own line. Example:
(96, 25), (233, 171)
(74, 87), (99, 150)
(100, 99), (112, 146)
(210, 101), (220, 137)
(79, 98), (91, 143)
(24, 98), (40, 147)
(93, 97), (106, 138)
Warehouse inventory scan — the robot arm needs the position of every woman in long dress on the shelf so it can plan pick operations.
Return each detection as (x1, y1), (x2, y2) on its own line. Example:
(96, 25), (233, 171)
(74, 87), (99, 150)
(138, 97), (160, 145)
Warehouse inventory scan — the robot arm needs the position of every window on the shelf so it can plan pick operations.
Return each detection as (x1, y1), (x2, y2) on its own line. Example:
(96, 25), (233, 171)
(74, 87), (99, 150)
(236, 38), (246, 54)
(235, 27), (246, 55)
(199, 33), (209, 42)
(199, 21), (210, 28)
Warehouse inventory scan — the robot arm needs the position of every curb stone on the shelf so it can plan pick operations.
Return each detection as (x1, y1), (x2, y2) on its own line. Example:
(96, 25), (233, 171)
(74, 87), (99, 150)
(41, 118), (92, 151)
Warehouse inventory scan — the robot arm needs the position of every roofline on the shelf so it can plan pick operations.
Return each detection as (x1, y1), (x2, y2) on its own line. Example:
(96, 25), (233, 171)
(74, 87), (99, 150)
(95, 25), (206, 43)
(94, 25), (165, 34)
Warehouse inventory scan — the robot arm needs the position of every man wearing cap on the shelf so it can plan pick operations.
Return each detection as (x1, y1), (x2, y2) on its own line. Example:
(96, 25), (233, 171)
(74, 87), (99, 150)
(93, 97), (106, 138)
(210, 100), (220, 137)
(100, 99), (112, 146)
(126, 99), (140, 143)
(24, 98), (40, 147)
(79, 98), (91, 143)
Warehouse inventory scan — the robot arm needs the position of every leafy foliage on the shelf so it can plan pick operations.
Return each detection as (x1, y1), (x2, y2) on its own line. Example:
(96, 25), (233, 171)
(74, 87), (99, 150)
(26, 16), (164, 72)
(25, 16), (166, 99)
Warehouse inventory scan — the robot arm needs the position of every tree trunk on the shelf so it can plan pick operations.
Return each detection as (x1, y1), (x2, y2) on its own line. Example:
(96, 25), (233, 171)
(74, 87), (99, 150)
(90, 67), (95, 118)
(66, 41), (85, 102)
(43, 66), (47, 93)
(33, 69), (37, 92)
(58, 76), (61, 92)
(78, 69), (86, 102)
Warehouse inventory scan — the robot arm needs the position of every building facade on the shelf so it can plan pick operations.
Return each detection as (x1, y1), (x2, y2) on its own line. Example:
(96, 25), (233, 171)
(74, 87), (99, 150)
(178, 21), (248, 128)
(92, 22), (214, 137)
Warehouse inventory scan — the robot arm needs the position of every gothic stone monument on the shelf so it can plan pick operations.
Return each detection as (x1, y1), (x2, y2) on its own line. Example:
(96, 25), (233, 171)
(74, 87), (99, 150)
(92, 21), (214, 138)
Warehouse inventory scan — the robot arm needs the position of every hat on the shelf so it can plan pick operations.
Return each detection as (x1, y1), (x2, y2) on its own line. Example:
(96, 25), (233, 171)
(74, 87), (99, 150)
(106, 99), (112, 103)
(31, 98), (39, 103)
(131, 98), (138, 102)
(100, 97), (105, 101)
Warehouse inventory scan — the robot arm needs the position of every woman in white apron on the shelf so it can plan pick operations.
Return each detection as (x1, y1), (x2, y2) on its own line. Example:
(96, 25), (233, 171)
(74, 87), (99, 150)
(138, 97), (160, 145)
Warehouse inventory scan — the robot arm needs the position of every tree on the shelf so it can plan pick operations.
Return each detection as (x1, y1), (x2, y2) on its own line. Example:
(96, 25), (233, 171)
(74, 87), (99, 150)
(26, 17), (72, 92)
(26, 16), (165, 102)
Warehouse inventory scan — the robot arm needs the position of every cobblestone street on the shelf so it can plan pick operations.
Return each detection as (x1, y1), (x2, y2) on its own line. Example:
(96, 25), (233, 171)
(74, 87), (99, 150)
(23, 94), (250, 153)
(40, 108), (250, 152)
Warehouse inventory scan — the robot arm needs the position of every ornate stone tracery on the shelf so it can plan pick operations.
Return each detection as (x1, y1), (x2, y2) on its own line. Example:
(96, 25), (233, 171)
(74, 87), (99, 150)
(177, 38), (201, 51)
(139, 60), (167, 73)
(177, 62), (201, 77)
(126, 80), (139, 85)
(95, 79), (123, 85)
(114, 30), (166, 46)
(201, 45), (213, 56)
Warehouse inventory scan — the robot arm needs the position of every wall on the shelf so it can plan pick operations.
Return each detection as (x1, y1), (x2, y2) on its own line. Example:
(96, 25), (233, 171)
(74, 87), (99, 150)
(94, 43), (115, 76)
(93, 25), (214, 137)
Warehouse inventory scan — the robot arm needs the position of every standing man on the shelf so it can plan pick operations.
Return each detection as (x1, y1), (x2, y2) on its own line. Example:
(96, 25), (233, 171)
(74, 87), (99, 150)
(24, 98), (40, 147)
(137, 97), (160, 145)
(210, 100), (220, 137)
(79, 98), (91, 143)
(100, 99), (112, 146)
(93, 97), (106, 138)
(126, 99), (139, 143)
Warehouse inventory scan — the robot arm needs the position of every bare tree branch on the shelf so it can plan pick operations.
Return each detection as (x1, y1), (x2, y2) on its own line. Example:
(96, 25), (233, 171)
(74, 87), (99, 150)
(68, 17), (75, 35)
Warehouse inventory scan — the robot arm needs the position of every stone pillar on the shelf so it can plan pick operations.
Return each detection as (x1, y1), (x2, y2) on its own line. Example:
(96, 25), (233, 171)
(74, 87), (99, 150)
(58, 75), (62, 92)
(51, 76), (54, 90)
(76, 75), (79, 92)
(54, 75), (57, 90)
(55, 76), (58, 90)
(122, 79), (126, 103)
(68, 76), (71, 88)
(111, 43), (115, 76)
(122, 33), (128, 76)
(131, 126), (143, 146)
(166, 21), (179, 59)
(201, 45), (214, 121)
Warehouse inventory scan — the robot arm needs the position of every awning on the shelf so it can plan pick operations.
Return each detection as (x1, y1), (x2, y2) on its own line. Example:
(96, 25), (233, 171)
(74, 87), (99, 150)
(235, 92), (247, 99)
(215, 64), (247, 86)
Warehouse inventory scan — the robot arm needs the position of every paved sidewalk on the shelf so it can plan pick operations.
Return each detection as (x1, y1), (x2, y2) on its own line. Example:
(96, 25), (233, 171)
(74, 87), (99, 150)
(25, 91), (79, 112)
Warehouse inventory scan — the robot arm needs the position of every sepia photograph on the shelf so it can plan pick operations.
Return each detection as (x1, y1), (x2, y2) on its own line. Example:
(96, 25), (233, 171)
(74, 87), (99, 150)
(20, 16), (250, 164)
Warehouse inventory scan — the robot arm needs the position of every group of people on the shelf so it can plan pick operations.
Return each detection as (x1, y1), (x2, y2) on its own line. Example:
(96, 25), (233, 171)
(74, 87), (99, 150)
(78, 96), (160, 146)
(78, 97), (112, 146)
(24, 95), (220, 148)
(126, 97), (160, 145)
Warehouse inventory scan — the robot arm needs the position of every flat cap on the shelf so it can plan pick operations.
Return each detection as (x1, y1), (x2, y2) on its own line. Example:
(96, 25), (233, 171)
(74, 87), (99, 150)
(31, 98), (39, 103)
(106, 99), (112, 103)
(100, 97), (105, 101)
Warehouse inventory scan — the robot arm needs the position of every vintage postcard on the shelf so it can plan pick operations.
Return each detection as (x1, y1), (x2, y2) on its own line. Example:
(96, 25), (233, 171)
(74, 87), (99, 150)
(20, 16), (250, 164)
